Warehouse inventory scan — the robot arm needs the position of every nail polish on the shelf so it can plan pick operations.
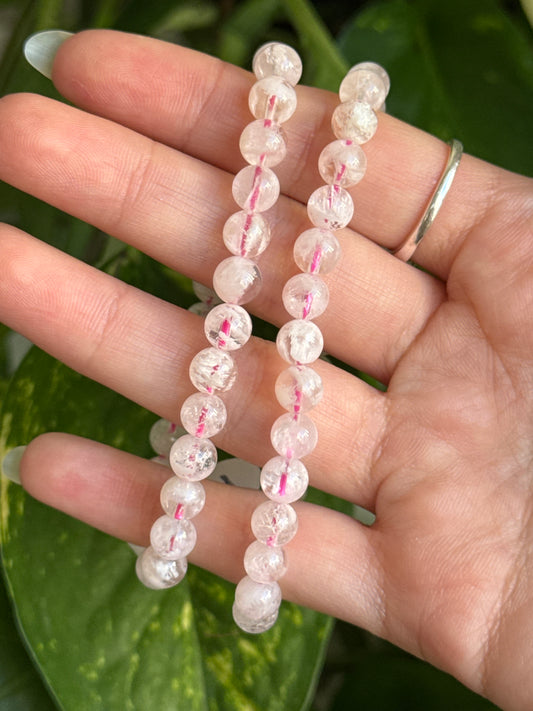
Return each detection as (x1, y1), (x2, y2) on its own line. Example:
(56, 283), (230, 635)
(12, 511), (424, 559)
(23, 30), (73, 79)
(1, 446), (26, 485)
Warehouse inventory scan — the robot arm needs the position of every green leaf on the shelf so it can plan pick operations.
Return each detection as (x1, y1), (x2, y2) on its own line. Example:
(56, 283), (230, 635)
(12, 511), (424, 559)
(0, 347), (333, 711)
(338, 0), (533, 175)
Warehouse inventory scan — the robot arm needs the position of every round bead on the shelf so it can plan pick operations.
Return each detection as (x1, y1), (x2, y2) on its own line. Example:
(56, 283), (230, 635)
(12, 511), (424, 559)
(192, 281), (222, 307)
(189, 347), (237, 394)
(270, 412), (318, 459)
(244, 540), (287, 583)
(232, 602), (279, 634)
(331, 100), (378, 144)
(251, 501), (298, 546)
(252, 42), (302, 86)
(260, 456), (309, 503)
(282, 273), (329, 320)
(149, 418), (183, 456)
(239, 120), (287, 168)
(169, 435), (217, 481)
(136, 547), (187, 589)
(232, 165), (280, 213)
(293, 228), (341, 275)
(223, 211), (271, 258)
(180, 392), (227, 439)
(318, 139), (367, 188)
(213, 256), (262, 305)
(275, 365), (323, 414)
(339, 66), (388, 109)
(160, 477), (206, 520)
(188, 302), (211, 317)
(276, 319), (324, 365)
(307, 185), (354, 230)
(204, 303), (253, 351)
(249, 76), (297, 123)
(150, 515), (197, 560)
(350, 61), (390, 96)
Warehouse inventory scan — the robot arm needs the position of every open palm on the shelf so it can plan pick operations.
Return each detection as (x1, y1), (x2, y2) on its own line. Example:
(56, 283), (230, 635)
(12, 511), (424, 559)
(1, 30), (532, 710)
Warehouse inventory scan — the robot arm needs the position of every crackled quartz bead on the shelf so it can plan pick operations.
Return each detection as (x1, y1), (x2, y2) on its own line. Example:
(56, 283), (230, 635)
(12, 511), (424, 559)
(232, 165), (280, 213)
(149, 418), (183, 456)
(318, 139), (367, 188)
(332, 99), (378, 144)
(160, 477), (206, 520)
(307, 185), (354, 230)
(350, 61), (390, 95)
(204, 303), (253, 351)
(169, 435), (217, 481)
(260, 456), (309, 503)
(180, 392), (227, 439)
(136, 547), (188, 589)
(251, 501), (298, 546)
(276, 319), (324, 364)
(232, 576), (281, 633)
(192, 281), (222, 307)
(244, 540), (287, 583)
(213, 256), (262, 305)
(271, 412), (318, 459)
(282, 273), (329, 320)
(275, 365), (323, 413)
(223, 211), (271, 258)
(253, 42), (303, 86)
(249, 76), (297, 123)
(188, 302), (211, 317)
(293, 228), (341, 275)
(239, 120), (287, 167)
(150, 515), (197, 560)
(339, 65), (389, 109)
(189, 347), (237, 394)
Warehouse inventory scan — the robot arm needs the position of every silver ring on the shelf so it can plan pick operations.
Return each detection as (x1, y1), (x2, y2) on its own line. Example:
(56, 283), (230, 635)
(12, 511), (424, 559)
(393, 139), (463, 262)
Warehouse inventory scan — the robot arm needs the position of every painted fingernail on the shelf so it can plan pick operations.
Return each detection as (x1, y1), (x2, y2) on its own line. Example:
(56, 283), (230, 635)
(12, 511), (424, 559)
(1, 446), (26, 485)
(23, 30), (73, 79)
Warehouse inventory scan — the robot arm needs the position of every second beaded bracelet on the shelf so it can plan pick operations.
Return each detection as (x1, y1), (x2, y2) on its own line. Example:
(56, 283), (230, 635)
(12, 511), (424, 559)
(232, 59), (390, 633)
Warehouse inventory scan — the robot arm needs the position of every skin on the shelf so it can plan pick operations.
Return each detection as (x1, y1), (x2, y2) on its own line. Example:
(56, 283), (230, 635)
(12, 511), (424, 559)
(0, 29), (532, 710)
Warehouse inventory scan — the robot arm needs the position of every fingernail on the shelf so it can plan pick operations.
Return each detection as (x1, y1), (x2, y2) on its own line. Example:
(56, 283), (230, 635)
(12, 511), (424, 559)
(23, 30), (73, 79)
(1, 446), (26, 485)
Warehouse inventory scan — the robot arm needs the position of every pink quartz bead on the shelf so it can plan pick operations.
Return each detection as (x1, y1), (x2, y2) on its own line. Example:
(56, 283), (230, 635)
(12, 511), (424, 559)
(275, 364), (323, 414)
(293, 228), (341, 275)
(180, 392), (227, 439)
(169, 435), (217, 481)
(232, 576), (282, 633)
(204, 303), (253, 351)
(232, 165), (280, 213)
(318, 139), (367, 187)
(223, 211), (271, 258)
(248, 76), (297, 123)
(252, 42), (302, 86)
(339, 65), (389, 109)
(239, 120), (287, 167)
(244, 540), (287, 583)
(160, 477), (206, 520)
(149, 418), (183, 456)
(307, 185), (354, 230)
(189, 347), (237, 394)
(271, 412), (318, 459)
(251, 501), (298, 546)
(276, 319), (324, 365)
(282, 273), (329, 320)
(213, 256), (262, 305)
(331, 100), (378, 144)
(192, 281), (222, 307)
(260, 456), (309, 503)
(150, 515), (197, 560)
(350, 61), (390, 96)
(136, 546), (187, 589)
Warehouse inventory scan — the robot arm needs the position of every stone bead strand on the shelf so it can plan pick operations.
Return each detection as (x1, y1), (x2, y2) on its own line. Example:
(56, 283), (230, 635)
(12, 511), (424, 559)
(232, 61), (390, 633)
(136, 43), (302, 591)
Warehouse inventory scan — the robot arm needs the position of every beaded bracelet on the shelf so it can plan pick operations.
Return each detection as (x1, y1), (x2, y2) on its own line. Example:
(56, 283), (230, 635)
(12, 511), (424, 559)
(232, 60), (390, 633)
(135, 42), (303, 590)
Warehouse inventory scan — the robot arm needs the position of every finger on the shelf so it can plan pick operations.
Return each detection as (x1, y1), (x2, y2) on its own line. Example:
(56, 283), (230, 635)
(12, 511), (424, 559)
(51, 29), (498, 277)
(0, 94), (445, 382)
(20, 432), (384, 636)
(0, 225), (385, 507)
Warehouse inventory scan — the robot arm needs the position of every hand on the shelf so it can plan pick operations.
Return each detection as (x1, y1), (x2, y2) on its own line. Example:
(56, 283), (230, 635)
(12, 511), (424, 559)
(1, 30), (532, 710)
